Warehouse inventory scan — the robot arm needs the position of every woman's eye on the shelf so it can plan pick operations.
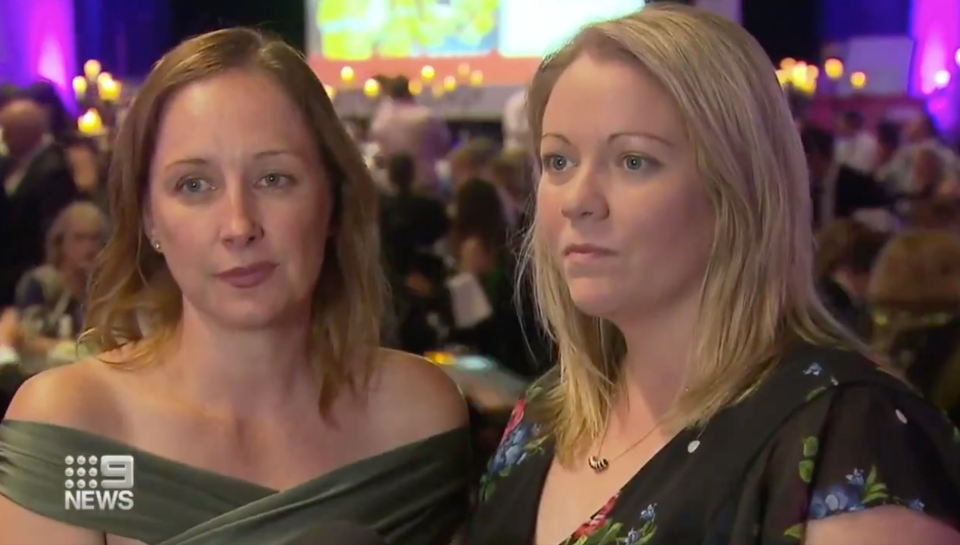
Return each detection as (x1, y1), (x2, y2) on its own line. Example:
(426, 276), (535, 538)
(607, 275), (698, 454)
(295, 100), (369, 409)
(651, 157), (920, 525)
(544, 155), (569, 171)
(622, 155), (648, 171)
(257, 173), (292, 188)
(178, 178), (210, 193)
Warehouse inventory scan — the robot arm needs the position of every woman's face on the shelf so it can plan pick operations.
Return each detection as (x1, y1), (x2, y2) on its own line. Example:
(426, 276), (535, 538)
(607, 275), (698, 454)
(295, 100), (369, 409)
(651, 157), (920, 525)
(536, 54), (714, 322)
(61, 211), (104, 273)
(145, 69), (333, 329)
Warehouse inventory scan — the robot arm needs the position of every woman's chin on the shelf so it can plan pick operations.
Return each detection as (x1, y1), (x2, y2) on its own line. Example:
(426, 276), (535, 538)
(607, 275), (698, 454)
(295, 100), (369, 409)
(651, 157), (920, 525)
(567, 283), (624, 320)
(199, 299), (298, 331)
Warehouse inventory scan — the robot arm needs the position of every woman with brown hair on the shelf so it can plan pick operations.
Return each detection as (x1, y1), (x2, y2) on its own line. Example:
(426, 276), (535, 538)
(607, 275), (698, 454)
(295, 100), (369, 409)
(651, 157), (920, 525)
(467, 5), (959, 545)
(0, 29), (469, 545)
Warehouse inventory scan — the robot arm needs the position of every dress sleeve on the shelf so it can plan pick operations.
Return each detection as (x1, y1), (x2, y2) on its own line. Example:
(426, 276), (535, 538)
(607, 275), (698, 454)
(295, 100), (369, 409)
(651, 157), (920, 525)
(759, 385), (960, 543)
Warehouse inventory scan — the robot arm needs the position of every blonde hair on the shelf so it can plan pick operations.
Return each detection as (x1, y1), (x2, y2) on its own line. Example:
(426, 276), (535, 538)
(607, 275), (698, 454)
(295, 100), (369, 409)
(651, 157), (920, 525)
(520, 4), (861, 463)
(45, 201), (106, 266)
(83, 29), (386, 411)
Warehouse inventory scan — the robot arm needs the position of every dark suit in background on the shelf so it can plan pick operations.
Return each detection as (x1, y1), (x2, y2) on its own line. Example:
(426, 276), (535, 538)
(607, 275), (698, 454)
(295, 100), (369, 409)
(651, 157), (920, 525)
(830, 165), (892, 219)
(0, 363), (30, 418)
(0, 144), (80, 306)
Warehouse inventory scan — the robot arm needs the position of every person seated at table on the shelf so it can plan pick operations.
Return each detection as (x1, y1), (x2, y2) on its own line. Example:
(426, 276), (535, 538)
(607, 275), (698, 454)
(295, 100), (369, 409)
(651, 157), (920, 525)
(13, 201), (105, 368)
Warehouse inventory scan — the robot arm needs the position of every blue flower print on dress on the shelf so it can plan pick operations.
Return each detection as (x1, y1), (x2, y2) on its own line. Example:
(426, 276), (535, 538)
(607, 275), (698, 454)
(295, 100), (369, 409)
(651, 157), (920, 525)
(801, 362), (839, 401)
(906, 499), (926, 512)
(558, 499), (658, 545)
(488, 422), (539, 474)
(784, 465), (927, 540)
(640, 503), (656, 521)
(478, 392), (548, 502)
(846, 468), (865, 486)
(808, 483), (867, 519)
(621, 503), (658, 545)
(621, 504), (659, 545)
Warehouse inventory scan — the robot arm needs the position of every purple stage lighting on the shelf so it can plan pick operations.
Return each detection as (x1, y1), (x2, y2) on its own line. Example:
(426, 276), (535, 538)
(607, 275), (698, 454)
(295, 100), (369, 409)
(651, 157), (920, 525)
(909, 0), (960, 134)
(0, 0), (76, 107)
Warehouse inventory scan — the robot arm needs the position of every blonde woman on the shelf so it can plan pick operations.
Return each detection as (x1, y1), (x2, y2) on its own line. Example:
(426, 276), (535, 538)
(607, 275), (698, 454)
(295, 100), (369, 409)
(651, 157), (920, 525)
(14, 201), (105, 364)
(467, 5), (960, 545)
(0, 29), (468, 544)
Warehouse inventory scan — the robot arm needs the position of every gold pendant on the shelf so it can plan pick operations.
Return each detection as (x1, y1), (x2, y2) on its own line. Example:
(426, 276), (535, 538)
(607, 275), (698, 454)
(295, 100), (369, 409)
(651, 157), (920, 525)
(587, 455), (609, 472)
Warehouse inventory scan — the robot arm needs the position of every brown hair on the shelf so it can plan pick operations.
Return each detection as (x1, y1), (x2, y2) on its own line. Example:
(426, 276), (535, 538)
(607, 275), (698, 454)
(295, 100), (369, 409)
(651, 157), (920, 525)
(815, 219), (886, 278)
(869, 231), (960, 408)
(906, 198), (960, 230)
(519, 4), (862, 463)
(448, 138), (499, 174)
(83, 28), (386, 409)
(868, 230), (960, 307)
(490, 149), (531, 201)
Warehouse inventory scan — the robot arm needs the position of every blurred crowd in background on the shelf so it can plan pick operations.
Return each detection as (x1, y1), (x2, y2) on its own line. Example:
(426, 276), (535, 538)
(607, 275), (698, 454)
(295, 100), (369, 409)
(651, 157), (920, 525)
(1, 69), (960, 425)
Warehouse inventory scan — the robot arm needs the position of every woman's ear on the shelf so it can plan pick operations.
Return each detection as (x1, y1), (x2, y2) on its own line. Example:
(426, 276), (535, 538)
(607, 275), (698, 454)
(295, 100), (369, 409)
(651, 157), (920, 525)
(142, 206), (156, 246)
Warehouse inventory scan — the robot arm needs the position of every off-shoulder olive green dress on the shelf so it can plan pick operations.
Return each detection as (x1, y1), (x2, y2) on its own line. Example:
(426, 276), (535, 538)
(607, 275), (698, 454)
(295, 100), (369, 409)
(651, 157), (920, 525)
(0, 420), (470, 544)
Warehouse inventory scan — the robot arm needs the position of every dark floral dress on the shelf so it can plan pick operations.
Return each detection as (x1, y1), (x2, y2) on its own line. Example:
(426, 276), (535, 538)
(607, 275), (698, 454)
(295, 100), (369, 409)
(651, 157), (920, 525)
(466, 343), (960, 545)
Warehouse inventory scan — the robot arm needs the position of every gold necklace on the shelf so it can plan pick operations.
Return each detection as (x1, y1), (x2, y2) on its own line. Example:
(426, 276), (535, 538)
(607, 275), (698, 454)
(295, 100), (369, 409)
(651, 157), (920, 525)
(587, 420), (664, 473)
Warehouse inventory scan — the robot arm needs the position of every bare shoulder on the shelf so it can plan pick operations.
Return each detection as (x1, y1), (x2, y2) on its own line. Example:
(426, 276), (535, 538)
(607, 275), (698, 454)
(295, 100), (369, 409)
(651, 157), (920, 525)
(365, 348), (469, 445)
(1, 360), (117, 543)
(371, 348), (469, 424)
(4, 353), (125, 435)
(1, 355), (129, 541)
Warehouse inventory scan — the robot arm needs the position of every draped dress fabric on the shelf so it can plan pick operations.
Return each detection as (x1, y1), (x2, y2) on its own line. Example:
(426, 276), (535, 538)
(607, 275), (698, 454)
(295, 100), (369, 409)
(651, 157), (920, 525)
(0, 422), (470, 545)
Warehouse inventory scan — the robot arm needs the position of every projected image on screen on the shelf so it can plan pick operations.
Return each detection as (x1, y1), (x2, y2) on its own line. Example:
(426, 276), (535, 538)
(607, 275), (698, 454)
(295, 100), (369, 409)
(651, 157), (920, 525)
(307, 0), (646, 85)
(316, 0), (498, 60)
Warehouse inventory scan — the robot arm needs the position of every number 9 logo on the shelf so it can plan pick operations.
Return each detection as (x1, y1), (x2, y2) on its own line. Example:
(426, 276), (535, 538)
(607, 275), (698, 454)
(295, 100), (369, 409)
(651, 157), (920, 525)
(100, 455), (134, 489)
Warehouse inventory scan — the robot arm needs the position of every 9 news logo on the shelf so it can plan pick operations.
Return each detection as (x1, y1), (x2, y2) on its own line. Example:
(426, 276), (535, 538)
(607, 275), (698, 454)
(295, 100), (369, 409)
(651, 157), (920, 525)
(64, 454), (135, 511)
